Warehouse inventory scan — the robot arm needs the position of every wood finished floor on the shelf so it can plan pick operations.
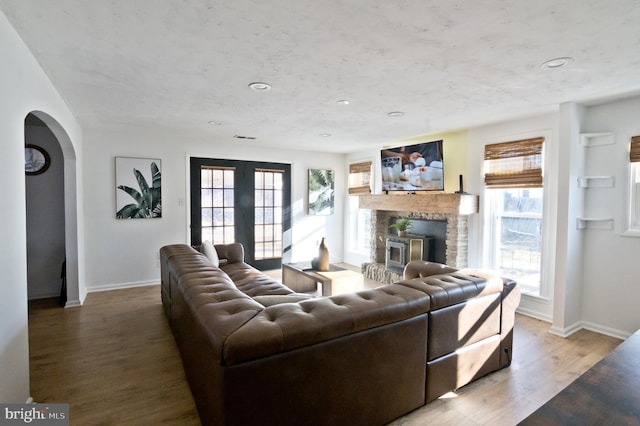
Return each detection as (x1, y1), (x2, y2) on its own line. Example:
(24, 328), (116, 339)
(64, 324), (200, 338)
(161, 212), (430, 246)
(29, 283), (621, 426)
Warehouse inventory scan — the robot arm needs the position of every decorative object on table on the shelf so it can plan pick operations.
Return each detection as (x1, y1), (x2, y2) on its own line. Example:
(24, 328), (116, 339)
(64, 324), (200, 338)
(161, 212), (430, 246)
(24, 144), (50, 175)
(115, 156), (162, 219)
(311, 237), (330, 271)
(389, 218), (413, 237)
(308, 169), (334, 215)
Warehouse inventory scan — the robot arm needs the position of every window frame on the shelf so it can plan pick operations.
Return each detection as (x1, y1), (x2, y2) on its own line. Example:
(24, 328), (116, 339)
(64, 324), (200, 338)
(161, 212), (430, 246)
(623, 135), (640, 237)
(482, 136), (549, 299)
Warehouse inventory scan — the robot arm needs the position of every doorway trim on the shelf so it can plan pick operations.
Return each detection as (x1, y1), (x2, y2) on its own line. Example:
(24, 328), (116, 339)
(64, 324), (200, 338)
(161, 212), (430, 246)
(29, 110), (84, 306)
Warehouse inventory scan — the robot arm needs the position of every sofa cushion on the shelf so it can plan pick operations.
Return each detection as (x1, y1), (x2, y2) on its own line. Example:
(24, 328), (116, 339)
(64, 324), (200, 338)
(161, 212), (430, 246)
(201, 240), (220, 267)
(253, 294), (314, 307)
(221, 262), (295, 297)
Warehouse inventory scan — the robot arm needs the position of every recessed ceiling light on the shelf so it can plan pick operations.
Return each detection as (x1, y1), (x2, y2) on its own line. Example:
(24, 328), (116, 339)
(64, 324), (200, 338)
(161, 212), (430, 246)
(208, 120), (223, 125)
(541, 57), (573, 70)
(387, 111), (405, 117)
(248, 82), (272, 91)
(319, 133), (332, 137)
(336, 99), (350, 105)
(233, 135), (257, 140)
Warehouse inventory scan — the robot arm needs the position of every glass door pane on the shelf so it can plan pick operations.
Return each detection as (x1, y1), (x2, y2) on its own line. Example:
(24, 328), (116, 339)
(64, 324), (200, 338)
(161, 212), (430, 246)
(200, 167), (235, 244)
(254, 169), (284, 260)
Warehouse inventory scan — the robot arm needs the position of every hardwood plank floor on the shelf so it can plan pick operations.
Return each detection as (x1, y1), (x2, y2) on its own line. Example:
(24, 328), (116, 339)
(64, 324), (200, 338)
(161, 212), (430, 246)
(28, 284), (621, 426)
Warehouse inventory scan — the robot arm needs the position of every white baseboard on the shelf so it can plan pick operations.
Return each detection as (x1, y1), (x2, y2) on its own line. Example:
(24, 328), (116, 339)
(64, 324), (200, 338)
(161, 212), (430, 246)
(87, 280), (159, 293)
(548, 321), (583, 338)
(64, 299), (82, 308)
(581, 321), (631, 340)
(28, 290), (61, 301)
(516, 306), (552, 323)
(548, 320), (630, 340)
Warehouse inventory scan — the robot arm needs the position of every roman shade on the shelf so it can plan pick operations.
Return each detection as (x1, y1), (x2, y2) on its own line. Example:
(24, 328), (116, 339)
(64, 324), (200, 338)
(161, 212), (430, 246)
(348, 161), (372, 195)
(484, 137), (544, 188)
(629, 136), (640, 162)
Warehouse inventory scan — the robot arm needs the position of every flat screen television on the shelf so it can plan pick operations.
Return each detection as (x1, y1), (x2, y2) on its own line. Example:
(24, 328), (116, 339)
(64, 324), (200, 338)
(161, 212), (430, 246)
(380, 140), (444, 192)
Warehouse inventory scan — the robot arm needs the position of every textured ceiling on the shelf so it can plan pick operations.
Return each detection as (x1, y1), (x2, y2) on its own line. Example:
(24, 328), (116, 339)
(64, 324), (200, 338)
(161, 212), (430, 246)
(2, 0), (640, 152)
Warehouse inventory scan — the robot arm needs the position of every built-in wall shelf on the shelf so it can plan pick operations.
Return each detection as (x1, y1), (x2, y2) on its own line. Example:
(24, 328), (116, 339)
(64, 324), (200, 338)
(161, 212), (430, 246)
(579, 132), (615, 147)
(576, 218), (614, 230)
(577, 176), (615, 188)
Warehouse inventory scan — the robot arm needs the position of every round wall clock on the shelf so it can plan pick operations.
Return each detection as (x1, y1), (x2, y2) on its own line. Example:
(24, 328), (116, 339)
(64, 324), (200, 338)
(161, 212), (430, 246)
(25, 144), (50, 175)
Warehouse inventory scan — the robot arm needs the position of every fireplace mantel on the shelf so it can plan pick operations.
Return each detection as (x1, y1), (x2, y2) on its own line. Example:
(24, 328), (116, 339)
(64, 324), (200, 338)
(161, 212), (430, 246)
(359, 193), (478, 215)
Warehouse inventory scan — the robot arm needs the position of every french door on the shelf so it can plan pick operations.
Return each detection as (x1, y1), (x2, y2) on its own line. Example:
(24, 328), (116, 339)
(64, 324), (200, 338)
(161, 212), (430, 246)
(190, 157), (291, 270)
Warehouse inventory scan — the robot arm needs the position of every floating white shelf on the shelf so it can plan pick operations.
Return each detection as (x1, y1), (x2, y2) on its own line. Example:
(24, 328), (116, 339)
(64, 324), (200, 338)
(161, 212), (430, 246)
(577, 176), (615, 188)
(576, 218), (614, 230)
(579, 132), (615, 147)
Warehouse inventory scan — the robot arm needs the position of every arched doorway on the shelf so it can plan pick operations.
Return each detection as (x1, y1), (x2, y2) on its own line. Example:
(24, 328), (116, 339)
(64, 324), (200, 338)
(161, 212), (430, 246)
(25, 111), (82, 306)
(25, 114), (65, 302)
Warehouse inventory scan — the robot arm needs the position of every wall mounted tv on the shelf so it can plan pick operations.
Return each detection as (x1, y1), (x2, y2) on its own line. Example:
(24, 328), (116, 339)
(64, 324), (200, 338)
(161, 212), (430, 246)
(381, 140), (444, 192)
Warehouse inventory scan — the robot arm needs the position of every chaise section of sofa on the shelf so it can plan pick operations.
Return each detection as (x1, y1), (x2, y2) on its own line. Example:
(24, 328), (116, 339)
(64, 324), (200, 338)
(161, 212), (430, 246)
(401, 260), (521, 401)
(160, 244), (520, 426)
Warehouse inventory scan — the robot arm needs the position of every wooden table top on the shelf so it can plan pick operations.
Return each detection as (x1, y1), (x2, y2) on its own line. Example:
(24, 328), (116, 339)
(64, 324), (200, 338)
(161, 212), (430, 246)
(520, 329), (640, 425)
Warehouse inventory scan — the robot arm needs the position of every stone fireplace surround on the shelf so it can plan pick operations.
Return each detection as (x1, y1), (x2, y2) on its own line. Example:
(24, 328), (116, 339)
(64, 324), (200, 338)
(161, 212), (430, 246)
(358, 193), (478, 284)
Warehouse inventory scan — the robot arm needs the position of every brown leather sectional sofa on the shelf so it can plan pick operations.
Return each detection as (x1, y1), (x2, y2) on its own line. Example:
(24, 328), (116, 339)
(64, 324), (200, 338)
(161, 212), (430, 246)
(160, 243), (520, 426)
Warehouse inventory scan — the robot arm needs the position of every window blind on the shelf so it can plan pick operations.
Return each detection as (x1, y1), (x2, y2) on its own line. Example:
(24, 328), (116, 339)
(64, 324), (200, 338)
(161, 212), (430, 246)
(484, 137), (544, 188)
(630, 136), (640, 162)
(348, 161), (372, 195)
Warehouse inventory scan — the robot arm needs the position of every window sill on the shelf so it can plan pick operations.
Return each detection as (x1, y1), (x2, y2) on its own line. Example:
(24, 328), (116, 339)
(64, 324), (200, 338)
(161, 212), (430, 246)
(621, 229), (640, 238)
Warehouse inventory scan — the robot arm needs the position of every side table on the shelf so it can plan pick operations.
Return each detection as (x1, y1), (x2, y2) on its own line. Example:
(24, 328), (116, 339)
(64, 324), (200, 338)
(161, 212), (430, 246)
(282, 262), (364, 296)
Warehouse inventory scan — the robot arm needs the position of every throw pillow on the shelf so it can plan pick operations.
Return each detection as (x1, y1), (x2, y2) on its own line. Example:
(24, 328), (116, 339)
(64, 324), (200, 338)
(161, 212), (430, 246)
(253, 294), (313, 307)
(201, 240), (220, 267)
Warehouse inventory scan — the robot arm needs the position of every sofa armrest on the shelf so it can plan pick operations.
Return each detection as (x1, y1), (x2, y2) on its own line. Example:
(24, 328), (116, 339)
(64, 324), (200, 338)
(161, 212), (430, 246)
(214, 243), (244, 264)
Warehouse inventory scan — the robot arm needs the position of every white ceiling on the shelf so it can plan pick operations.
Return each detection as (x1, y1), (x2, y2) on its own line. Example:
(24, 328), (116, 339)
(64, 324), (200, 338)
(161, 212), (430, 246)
(2, 0), (640, 153)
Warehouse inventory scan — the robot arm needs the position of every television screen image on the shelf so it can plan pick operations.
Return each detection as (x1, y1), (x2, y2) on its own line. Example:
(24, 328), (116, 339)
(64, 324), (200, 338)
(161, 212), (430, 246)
(381, 140), (444, 192)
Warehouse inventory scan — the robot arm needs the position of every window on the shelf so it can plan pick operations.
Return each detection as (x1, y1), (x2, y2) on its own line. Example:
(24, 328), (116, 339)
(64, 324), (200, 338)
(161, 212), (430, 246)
(484, 137), (545, 296)
(349, 196), (371, 254)
(348, 161), (372, 195)
(348, 161), (372, 255)
(626, 136), (640, 234)
(488, 188), (543, 294)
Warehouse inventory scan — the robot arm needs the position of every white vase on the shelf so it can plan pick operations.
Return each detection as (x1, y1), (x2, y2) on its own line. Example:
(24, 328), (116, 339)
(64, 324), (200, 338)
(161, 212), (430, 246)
(318, 238), (330, 271)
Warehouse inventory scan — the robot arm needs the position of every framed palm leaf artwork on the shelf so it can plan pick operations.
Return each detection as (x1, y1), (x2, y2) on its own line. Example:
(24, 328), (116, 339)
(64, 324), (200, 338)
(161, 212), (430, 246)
(115, 157), (162, 219)
(308, 169), (334, 215)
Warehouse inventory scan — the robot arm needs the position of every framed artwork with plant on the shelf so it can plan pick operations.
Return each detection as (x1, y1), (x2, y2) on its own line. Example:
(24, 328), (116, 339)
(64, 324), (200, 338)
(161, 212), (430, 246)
(115, 157), (162, 219)
(308, 169), (334, 215)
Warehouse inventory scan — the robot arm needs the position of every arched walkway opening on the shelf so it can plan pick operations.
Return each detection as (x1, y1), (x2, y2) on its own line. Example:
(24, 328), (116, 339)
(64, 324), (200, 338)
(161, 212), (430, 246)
(26, 110), (82, 306)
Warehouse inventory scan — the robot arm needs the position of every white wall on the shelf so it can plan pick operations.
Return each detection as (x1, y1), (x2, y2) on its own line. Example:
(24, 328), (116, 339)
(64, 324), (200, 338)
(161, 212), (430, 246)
(578, 96), (640, 336)
(0, 11), (82, 403)
(467, 99), (640, 338)
(81, 126), (345, 290)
